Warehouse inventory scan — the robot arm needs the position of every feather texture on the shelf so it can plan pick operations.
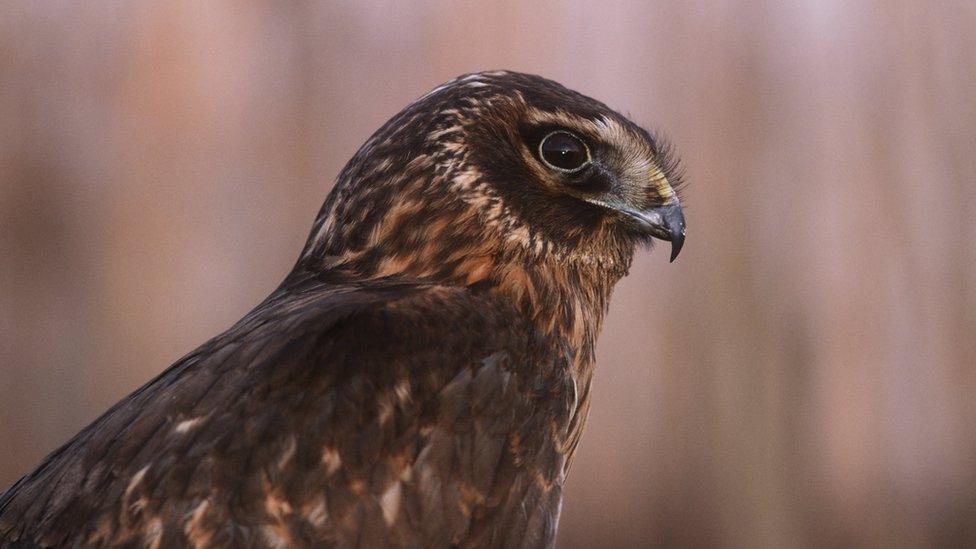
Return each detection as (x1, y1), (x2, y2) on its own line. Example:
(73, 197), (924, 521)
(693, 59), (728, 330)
(0, 71), (683, 547)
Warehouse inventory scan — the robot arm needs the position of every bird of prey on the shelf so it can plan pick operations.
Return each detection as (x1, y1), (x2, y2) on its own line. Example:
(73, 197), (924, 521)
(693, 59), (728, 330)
(0, 71), (685, 548)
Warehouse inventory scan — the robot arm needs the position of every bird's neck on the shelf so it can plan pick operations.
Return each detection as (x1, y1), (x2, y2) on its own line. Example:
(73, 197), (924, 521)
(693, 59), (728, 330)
(484, 255), (621, 380)
(296, 173), (634, 379)
(303, 239), (626, 382)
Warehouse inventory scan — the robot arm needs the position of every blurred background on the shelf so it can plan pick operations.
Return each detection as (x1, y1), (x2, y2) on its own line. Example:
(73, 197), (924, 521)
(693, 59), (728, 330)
(1, 1), (974, 547)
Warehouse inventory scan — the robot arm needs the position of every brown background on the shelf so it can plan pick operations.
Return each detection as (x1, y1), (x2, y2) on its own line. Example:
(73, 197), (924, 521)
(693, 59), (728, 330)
(1, 2), (974, 547)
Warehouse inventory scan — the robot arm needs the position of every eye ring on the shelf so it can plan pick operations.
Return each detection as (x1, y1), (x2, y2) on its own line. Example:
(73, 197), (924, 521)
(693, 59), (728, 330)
(538, 130), (591, 173)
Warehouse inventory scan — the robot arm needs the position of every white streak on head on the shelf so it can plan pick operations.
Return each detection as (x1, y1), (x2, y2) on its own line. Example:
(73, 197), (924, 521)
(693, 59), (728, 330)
(277, 436), (297, 470)
(187, 499), (209, 522)
(125, 464), (151, 498)
(304, 496), (329, 529)
(393, 380), (411, 404)
(174, 416), (204, 434)
(379, 482), (402, 525)
(183, 499), (213, 545)
(144, 517), (163, 549)
(377, 397), (394, 426)
(417, 81), (453, 102)
(265, 493), (293, 518)
(261, 526), (290, 549)
(426, 125), (462, 142)
(322, 447), (342, 475)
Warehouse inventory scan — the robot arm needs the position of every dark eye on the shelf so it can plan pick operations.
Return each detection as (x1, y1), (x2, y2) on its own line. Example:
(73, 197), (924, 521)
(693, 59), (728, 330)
(539, 131), (590, 172)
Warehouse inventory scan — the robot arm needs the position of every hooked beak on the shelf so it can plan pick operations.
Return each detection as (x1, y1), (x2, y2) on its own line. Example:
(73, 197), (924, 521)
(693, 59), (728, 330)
(588, 198), (686, 262)
(620, 202), (686, 262)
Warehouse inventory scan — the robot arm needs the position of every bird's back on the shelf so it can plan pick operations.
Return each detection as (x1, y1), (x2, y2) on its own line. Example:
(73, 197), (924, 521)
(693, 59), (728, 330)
(0, 276), (579, 548)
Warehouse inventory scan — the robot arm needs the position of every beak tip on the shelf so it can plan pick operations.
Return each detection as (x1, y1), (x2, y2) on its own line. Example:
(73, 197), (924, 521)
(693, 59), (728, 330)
(668, 230), (685, 263)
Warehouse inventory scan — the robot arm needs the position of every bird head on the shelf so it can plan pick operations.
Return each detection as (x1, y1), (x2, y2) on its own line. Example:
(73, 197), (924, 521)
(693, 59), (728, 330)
(298, 71), (685, 286)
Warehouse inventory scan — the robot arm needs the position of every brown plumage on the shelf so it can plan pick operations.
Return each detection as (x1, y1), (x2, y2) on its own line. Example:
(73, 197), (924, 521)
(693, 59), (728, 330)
(0, 71), (685, 548)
